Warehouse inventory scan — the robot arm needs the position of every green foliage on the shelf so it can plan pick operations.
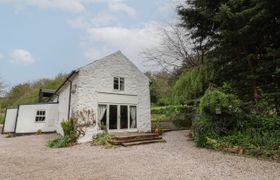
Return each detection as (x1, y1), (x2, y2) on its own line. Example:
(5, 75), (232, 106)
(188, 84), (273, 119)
(48, 118), (78, 148)
(151, 105), (194, 129)
(0, 112), (4, 124)
(199, 88), (241, 115)
(177, 0), (280, 109)
(198, 88), (241, 135)
(172, 65), (214, 104)
(151, 105), (187, 121)
(192, 88), (280, 160)
(145, 71), (173, 105)
(61, 118), (78, 143)
(48, 136), (71, 148)
(151, 105), (187, 115)
(91, 132), (112, 148)
(0, 74), (67, 108)
(192, 115), (214, 147)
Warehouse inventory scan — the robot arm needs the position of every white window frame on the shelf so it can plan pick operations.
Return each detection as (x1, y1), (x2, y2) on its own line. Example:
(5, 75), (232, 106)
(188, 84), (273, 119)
(113, 77), (125, 91)
(98, 103), (137, 131)
(35, 110), (46, 122)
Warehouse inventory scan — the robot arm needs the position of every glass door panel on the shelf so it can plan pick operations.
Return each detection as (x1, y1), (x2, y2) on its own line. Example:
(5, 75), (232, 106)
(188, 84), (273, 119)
(120, 105), (128, 129)
(109, 105), (118, 129)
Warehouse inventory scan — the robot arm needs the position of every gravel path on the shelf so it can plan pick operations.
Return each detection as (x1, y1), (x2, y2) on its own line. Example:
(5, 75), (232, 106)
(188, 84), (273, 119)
(0, 130), (279, 180)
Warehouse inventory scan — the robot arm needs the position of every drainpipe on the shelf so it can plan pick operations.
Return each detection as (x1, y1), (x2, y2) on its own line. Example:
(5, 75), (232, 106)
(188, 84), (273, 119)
(1, 108), (8, 134)
(13, 105), (20, 136)
(67, 80), (73, 120)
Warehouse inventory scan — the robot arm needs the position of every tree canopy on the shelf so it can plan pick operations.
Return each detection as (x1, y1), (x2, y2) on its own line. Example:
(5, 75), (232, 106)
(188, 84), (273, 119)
(177, 0), (280, 113)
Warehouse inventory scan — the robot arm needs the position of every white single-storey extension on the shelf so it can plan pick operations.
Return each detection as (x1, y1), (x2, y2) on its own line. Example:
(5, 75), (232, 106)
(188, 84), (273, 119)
(2, 51), (151, 143)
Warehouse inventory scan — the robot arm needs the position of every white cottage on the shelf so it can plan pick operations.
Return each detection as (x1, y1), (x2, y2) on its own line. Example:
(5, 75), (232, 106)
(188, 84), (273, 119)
(2, 51), (151, 143)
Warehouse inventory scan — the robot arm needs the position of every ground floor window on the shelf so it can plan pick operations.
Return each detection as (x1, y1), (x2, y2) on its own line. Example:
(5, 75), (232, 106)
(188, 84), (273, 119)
(35, 110), (46, 122)
(98, 104), (137, 130)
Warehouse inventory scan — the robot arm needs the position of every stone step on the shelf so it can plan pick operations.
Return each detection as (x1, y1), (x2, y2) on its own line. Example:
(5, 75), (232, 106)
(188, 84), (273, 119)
(121, 139), (166, 147)
(109, 136), (162, 145)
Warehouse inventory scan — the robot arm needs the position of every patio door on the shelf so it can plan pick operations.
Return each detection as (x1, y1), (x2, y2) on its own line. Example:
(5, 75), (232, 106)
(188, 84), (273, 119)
(99, 104), (136, 130)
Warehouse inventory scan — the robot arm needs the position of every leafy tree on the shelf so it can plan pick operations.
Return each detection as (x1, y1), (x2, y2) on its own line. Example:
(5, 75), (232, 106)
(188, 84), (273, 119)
(177, 0), (280, 114)
(172, 63), (214, 104)
(0, 74), (67, 108)
(145, 71), (173, 105)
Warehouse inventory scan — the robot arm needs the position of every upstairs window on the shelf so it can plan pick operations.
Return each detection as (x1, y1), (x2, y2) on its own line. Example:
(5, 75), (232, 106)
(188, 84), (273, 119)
(114, 77), (124, 91)
(35, 110), (46, 122)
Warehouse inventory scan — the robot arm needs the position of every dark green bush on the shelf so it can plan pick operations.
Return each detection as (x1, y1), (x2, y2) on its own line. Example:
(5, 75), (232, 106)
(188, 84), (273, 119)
(192, 115), (215, 147)
(192, 88), (280, 160)
(198, 88), (241, 135)
(199, 88), (241, 114)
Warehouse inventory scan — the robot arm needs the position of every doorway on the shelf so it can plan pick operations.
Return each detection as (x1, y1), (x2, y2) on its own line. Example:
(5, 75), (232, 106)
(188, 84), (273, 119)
(98, 104), (137, 131)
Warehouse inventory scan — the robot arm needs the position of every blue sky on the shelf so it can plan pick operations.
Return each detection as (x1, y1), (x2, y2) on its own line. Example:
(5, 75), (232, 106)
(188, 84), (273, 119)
(0, 0), (181, 87)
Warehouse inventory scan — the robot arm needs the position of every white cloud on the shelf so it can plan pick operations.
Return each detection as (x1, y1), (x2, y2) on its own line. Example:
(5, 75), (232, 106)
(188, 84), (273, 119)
(0, 0), (86, 13)
(69, 13), (115, 29)
(0, 0), (136, 15)
(10, 49), (35, 65)
(92, 12), (115, 25)
(108, 0), (136, 16)
(84, 23), (163, 69)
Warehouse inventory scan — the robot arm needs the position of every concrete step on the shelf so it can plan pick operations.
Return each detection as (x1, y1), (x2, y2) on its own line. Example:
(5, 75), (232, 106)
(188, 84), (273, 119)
(109, 136), (162, 145)
(121, 139), (166, 147)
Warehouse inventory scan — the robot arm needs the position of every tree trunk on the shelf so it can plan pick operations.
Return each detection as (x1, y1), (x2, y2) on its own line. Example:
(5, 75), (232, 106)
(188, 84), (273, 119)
(248, 59), (259, 103)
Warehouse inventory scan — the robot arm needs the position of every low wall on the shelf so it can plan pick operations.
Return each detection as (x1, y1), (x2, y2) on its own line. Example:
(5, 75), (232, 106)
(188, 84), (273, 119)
(2, 108), (18, 133)
(15, 103), (58, 134)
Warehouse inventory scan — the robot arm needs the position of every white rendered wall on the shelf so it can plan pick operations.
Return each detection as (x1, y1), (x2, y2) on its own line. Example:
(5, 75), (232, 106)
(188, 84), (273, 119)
(75, 51), (151, 143)
(15, 104), (58, 133)
(3, 108), (18, 133)
(56, 84), (70, 135)
(56, 76), (78, 135)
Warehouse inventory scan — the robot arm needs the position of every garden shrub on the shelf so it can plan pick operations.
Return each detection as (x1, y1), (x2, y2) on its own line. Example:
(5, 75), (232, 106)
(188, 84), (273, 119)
(192, 88), (280, 160)
(48, 119), (78, 148)
(48, 136), (71, 148)
(192, 115), (215, 147)
(92, 132), (112, 148)
(198, 88), (241, 135)
(199, 88), (241, 115)
(61, 118), (78, 143)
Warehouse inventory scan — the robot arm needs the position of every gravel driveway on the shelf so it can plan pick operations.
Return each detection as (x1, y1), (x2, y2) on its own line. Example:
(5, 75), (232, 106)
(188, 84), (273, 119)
(0, 130), (279, 180)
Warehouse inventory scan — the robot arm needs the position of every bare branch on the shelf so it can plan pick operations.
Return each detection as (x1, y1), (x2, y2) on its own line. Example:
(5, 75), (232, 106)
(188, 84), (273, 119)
(142, 24), (199, 71)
